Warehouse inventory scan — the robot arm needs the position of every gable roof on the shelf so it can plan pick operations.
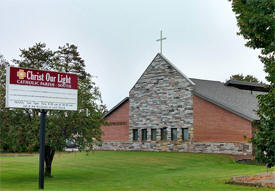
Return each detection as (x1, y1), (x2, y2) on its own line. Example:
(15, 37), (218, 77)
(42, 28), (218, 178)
(104, 97), (129, 118)
(191, 78), (261, 121)
(106, 54), (263, 122)
(130, 53), (195, 91)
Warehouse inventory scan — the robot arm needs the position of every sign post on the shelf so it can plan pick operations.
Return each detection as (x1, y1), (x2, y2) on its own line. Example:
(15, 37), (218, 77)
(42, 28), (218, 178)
(5, 66), (78, 190)
(39, 109), (46, 189)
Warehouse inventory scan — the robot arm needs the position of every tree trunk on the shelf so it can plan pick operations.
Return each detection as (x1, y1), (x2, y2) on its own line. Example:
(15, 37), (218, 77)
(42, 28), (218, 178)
(45, 146), (55, 177)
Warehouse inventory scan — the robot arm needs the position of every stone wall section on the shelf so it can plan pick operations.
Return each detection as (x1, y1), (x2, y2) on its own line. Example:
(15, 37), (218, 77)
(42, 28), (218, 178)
(129, 54), (194, 142)
(95, 141), (252, 155)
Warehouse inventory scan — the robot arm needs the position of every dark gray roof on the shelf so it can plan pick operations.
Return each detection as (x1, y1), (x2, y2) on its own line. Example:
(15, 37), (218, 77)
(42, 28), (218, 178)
(225, 80), (268, 92)
(106, 79), (262, 121)
(191, 78), (262, 121)
(106, 79), (263, 121)
(104, 97), (129, 118)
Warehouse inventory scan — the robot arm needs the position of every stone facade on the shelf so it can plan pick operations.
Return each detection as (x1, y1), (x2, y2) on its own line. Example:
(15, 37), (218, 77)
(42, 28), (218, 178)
(190, 142), (252, 155)
(95, 141), (252, 155)
(129, 54), (194, 142)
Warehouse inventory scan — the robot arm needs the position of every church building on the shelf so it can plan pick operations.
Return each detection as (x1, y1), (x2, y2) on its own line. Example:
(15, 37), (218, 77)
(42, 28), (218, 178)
(98, 53), (267, 156)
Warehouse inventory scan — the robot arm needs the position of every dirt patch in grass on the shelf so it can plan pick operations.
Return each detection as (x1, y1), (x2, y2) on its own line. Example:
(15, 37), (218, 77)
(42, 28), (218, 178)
(227, 172), (275, 188)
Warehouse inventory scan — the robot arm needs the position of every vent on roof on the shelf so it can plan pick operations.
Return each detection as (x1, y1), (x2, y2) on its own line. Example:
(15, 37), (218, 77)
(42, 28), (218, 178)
(225, 80), (268, 92)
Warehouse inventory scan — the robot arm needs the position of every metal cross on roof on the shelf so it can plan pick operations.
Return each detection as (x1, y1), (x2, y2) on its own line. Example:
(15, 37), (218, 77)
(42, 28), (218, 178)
(156, 30), (167, 54)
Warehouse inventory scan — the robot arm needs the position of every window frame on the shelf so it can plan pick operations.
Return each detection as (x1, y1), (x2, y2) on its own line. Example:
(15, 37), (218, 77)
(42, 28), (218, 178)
(151, 129), (157, 141)
(171, 128), (177, 141)
(182, 128), (189, 141)
(141, 129), (147, 141)
(133, 129), (138, 141)
(161, 127), (167, 141)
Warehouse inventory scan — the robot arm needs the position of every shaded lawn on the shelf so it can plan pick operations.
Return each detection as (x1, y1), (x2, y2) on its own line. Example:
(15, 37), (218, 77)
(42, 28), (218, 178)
(0, 151), (274, 191)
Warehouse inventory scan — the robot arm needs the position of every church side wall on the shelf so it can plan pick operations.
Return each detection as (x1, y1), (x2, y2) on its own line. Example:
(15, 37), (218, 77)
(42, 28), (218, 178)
(101, 100), (129, 142)
(193, 95), (253, 142)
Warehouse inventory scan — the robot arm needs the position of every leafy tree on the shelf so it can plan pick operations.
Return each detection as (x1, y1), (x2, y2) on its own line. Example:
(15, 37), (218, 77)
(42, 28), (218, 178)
(0, 55), (36, 153)
(229, 74), (260, 83)
(230, 0), (275, 169)
(0, 43), (106, 176)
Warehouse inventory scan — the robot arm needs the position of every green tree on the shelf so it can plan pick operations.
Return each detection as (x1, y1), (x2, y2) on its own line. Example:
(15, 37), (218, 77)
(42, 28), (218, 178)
(0, 55), (36, 153)
(0, 43), (106, 176)
(230, 0), (275, 169)
(229, 74), (260, 83)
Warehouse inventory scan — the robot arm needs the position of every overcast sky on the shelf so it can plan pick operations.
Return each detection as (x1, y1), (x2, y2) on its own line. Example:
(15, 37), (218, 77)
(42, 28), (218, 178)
(0, 0), (266, 109)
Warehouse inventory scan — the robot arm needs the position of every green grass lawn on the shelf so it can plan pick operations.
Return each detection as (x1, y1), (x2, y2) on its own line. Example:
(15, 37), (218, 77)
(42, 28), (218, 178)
(0, 151), (274, 191)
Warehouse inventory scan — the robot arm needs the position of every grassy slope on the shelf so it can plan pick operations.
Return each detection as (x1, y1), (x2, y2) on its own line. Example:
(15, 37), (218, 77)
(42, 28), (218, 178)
(0, 151), (274, 191)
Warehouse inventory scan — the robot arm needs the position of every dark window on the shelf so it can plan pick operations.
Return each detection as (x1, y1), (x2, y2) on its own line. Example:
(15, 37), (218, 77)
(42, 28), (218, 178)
(182, 128), (189, 141)
(142, 129), (147, 141)
(161, 127), (167, 140)
(151, 129), (157, 141)
(133, 129), (138, 141)
(171, 128), (177, 141)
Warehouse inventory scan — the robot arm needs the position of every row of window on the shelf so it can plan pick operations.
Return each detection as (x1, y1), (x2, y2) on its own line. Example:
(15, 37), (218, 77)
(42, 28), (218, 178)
(133, 128), (189, 141)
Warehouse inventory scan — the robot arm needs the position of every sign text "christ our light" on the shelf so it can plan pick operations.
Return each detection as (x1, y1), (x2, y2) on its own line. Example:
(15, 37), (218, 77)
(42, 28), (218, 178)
(26, 70), (71, 84)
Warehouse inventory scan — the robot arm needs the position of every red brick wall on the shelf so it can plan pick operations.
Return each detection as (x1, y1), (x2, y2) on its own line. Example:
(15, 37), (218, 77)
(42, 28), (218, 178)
(193, 95), (252, 142)
(101, 100), (129, 141)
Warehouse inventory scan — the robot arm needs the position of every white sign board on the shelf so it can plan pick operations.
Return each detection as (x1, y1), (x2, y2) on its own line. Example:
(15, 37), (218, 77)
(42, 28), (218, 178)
(5, 67), (78, 111)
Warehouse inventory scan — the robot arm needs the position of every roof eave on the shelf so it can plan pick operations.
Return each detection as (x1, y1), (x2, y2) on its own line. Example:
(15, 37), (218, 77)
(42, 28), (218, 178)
(104, 97), (129, 118)
(225, 80), (269, 92)
(158, 53), (195, 86)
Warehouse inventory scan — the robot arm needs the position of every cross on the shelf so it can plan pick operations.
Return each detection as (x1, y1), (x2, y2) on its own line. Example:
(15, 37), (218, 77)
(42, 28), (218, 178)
(156, 30), (167, 54)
